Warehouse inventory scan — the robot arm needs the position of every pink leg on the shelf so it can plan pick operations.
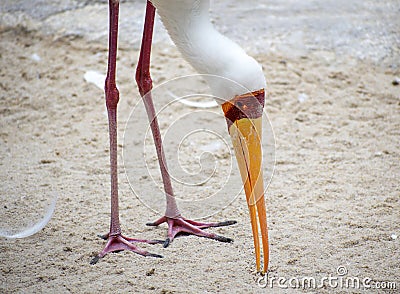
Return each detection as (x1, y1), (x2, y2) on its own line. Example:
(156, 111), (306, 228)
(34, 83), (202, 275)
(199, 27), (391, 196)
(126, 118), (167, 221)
(91, 0), (162, 265)
(136, 1), (236, 248)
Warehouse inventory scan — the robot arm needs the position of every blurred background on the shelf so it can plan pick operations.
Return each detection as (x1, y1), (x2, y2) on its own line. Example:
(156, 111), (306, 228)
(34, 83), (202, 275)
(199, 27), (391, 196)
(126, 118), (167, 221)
(1, 0), (399, 67)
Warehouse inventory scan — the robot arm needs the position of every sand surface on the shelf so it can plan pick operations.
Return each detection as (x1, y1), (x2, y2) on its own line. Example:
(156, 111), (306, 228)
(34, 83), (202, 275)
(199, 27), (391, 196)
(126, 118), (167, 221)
(1, 1), (399, 293)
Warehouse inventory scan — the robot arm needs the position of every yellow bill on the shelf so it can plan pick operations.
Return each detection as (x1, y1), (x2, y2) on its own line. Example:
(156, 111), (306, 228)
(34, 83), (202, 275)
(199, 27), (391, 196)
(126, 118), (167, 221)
(222, 89), (269, 273)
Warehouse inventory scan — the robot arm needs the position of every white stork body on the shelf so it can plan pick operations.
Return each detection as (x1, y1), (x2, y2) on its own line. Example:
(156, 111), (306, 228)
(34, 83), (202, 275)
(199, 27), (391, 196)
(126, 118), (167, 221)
(150, 0), (266, 100)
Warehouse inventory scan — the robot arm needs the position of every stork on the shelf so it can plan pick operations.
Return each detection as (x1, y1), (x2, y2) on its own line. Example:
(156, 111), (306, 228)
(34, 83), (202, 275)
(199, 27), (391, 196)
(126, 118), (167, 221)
(91, 0), (269, 273)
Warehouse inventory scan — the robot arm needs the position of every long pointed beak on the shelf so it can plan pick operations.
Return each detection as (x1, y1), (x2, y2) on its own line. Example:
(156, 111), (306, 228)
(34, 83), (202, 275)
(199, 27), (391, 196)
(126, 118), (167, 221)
(222, 89), (269, 273)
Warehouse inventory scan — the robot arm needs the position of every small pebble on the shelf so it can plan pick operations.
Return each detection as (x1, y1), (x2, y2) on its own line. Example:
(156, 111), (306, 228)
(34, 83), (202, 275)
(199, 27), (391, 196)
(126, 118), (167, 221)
(298, 93), (309, 103)
(146, 268), (155, 276)
(391, 234), (397, 240)
(392, 77), (400, 86)
(31, 53), (41, 62)
(40, 159), (55, 164)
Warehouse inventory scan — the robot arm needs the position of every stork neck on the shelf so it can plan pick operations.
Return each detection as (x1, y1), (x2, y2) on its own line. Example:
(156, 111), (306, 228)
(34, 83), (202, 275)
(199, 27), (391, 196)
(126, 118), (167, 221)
(155, 2), (233, 75)
(152, 0), (266, 99)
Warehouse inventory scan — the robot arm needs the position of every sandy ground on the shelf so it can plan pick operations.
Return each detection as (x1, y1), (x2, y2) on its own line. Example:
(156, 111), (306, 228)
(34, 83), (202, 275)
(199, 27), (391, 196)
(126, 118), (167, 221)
(1, 1), (399, 293)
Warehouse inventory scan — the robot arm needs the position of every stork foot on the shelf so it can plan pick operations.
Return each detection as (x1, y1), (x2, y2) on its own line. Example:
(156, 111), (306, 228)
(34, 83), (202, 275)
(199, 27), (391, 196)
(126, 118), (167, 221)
(146, 216), (237, 247)
(90, 233), (163, 264)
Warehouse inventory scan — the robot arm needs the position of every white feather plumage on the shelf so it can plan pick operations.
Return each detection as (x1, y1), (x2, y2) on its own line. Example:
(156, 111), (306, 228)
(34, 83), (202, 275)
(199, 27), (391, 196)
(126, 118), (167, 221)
(150, 0), (266, 100)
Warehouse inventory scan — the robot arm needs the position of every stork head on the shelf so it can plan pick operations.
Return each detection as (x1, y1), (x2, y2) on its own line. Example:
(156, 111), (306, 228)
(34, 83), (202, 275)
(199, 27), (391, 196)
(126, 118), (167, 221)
(222, 89), (269, 273)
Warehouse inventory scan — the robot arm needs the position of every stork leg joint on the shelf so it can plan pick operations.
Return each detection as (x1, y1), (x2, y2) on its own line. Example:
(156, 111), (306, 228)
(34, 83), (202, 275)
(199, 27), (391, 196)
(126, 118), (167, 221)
(105, 79), (120, 110)
(135, 69), (153, 97)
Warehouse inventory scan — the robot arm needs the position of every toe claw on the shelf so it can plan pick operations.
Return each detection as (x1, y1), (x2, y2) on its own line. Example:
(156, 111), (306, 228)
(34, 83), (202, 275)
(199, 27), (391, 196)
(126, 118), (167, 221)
(218, 220), (237, 227)
(163, 238), (170, 248)
(215, 235), (233, 243)
(97, 234), (108, 240)
(90, 255), (100, 265)
(150, 239), (165, 245)
(148, 253), (163, 258)
(146, 222), (157, 226)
